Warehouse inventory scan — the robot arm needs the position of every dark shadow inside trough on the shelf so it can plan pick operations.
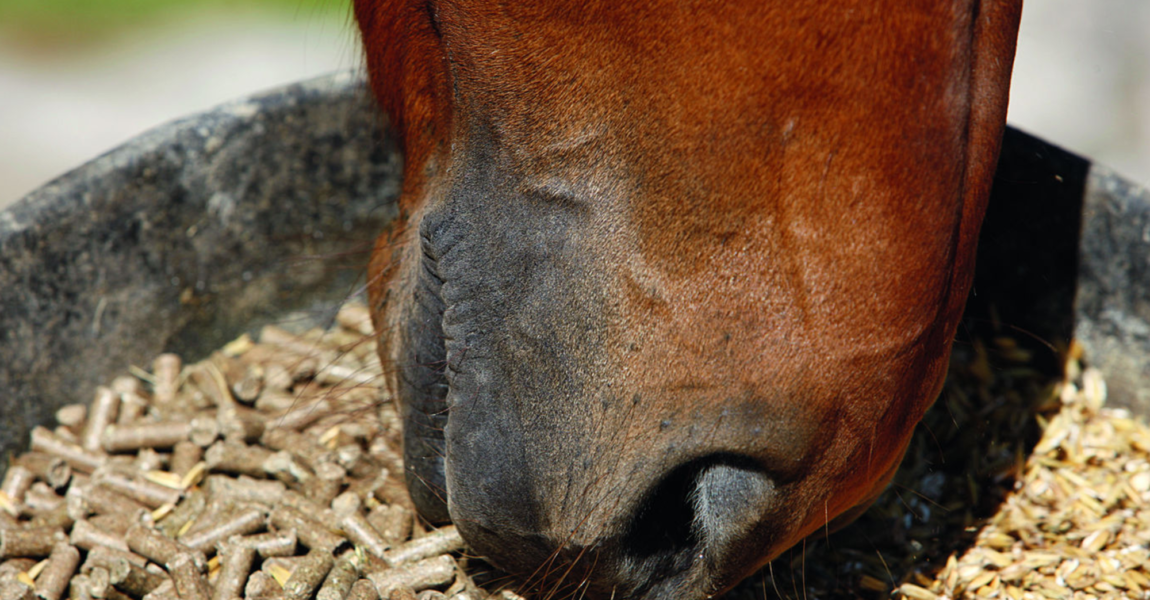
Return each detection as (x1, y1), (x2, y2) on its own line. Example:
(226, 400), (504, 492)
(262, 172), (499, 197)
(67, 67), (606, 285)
(1, 71), (1148, 597)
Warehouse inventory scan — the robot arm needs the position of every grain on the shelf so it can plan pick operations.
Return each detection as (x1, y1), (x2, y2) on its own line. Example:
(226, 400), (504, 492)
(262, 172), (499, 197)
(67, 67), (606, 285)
(727, 341), (1150, 600)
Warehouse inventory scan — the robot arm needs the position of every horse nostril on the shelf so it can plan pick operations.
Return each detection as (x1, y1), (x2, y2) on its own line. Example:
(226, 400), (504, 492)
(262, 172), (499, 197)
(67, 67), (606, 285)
(693, 459), (777, 559)
(623, 455), (776, 583)
(624, 461), (702, 566)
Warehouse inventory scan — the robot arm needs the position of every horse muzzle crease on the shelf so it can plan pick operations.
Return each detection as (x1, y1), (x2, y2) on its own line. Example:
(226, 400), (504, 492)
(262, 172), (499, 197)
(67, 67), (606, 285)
(355, 1), (1023, 597)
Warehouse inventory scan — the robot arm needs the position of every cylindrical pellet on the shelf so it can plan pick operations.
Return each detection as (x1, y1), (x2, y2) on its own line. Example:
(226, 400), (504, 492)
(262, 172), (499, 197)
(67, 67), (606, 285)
(89, 512), (140, 537)
(65, 573), (95, 600)
(186, 362), (236, 412)
(52, 427), (79, 444)
(267, 399), (335, 432)
(168, 442), (201, 479)
(141, 578), (177, 600)
(82, 387), (120, 453)
(260, 430), (333, 469)
(30, 428), (106, 474)
(1, 466), (35, 505)
(116, 399), (146, 428)
(0, 558), (36, 600)
(70, 520), (129, 552)
(92, 470), (180, 509)
(340, 512), (388, 559)
(102, 422), (191, 453)
(335, 304), (374, 336)
(220, 413), (266, 445)
(232, 530), (297, 558)
(0, 526), (62, 558)
(243, 571), (283, 600)
(269, 506), (345, 553)
(134, 448), (166, 473)
(346, 579), (379, 600)
(368, 477), (413, 513)
(79, 562), (123, 599)
(212, 542), (255, 600)
(27, 503), (73, 530)
(112, 376), (149, 426)
(120, 566), (170, 599)
(230, 364), (263, 404)
(415, 591), (446, 600)
(126, 522), (204, 571)
(54, 404), (87, 429)
(262, 555), (305, 580)
(82, 545), (168, 599)
(0, 580), (33, 600)
(336, 446), (377, 481)
(382, 527), (464, 567)
(316, 553), (359, 600)
(365, 442), (403, 484)
(176, 499), (231, 542)
(179, 505), (266, 554)
(367, 556), (455, 597)
(110, 375), (146, 400)
(330, 492), (360, 520)
(81, 483), (152, 517)
(187, 418), (220, 448)
(64, 484), (88, 522)
(14, 454), (72, 491)
(32, 542), (79, 600)
(79, 545), (148, 570)
(109, 375), (143, 397)
(203, 476), (284, 506)
(204, 443), (272, 478)
(167, 553), (210, 600)
(254, 389), (297, 413)
(0, 557), (36, 579)
(276, 491), (333, 524)
(152, 354), (182, 407)
(24, 482), (65, 513)
(283, 547), (334, 600)
(301, 462), (346, 507)
(262, 452), (313, 487)
(157, 490), (206, 538)
(366, 505), (412, 546)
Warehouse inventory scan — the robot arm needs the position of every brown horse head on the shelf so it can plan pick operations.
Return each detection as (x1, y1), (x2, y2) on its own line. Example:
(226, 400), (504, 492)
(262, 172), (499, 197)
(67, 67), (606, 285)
(355, 1), (1021, 597)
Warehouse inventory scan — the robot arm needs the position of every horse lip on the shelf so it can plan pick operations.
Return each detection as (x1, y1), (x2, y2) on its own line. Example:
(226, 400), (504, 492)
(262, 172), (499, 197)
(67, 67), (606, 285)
(394, 240), (453, 524)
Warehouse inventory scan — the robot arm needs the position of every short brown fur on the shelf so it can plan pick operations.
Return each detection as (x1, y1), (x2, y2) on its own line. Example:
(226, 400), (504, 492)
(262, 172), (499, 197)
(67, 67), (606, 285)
(355, 2), (1022, 598)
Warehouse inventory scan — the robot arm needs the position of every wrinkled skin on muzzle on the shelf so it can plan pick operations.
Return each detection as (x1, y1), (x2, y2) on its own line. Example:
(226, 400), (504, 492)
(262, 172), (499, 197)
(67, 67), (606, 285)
(355, 1), (1022, 598)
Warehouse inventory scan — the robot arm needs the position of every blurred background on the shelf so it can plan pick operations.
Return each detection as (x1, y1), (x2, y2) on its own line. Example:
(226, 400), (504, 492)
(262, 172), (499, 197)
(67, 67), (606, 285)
(1, 1), (1148, 210)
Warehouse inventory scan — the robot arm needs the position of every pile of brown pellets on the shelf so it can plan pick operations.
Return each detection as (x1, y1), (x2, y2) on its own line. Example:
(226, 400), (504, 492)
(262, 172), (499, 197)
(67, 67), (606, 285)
(0, 304), (521, 600)
(2, 302), (1148, 600)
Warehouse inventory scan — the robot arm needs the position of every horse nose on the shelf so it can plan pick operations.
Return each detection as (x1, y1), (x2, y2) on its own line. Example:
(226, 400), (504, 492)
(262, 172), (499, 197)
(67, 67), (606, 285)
(453, 453), (779, 599)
